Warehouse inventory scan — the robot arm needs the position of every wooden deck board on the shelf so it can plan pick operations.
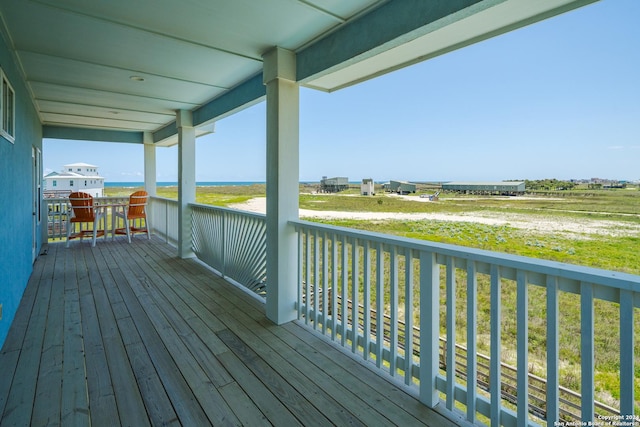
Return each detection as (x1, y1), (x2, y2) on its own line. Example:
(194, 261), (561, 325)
(3, 245), (52, 424)
(2, 249), (54, 426)
(224, 310), (382, 426)
(0, 237), (460, 427)
(113, 252), (240, 426)
(93, 246), (181, 426)
(218, 326), (334, 427)
(89, 275), (149, 425)
(31, 246), (64, 427)
(122, 243), (235, 387)
(61, 249), (91, 427)
(105, 247), (212, 427)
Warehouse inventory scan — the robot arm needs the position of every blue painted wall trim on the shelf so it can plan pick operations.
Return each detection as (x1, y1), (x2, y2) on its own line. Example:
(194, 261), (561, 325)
(296, 0), (485, 82)
(192, 73), (265, 127)
(153, 121), (177, 144)
(150, 73), (265, 143)
(43, 126), (143, 144)
(0, 33), (43, 348)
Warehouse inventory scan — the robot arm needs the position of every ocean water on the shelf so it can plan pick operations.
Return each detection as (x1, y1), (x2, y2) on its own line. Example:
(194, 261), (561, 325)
(105, 181), (265, 188)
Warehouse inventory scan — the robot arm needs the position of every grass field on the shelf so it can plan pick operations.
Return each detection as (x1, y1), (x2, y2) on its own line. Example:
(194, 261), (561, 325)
(106, 184), (640, 409)
(106, 183), (266, 206)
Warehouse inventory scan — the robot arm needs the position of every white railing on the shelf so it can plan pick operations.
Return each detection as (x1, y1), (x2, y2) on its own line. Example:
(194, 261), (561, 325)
(45, 196), (638, 424)
(145, 200), (267, 294)
(46, 196), (131, 239)
(46, 197), (70, 239)
(191, 204), (267, 296)
(148, 196), (179, 245)
(52, 197), (268, 295)
(292, 219), (639, 426)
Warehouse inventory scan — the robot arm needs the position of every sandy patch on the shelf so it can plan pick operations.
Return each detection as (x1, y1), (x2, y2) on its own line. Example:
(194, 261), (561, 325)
(394, 194), (566, 202)
(228, 197), (640, 238)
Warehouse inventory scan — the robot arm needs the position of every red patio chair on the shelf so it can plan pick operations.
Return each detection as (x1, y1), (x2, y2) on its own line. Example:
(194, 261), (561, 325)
(66, 192), (105, 247)
(114, 190), (151, 243)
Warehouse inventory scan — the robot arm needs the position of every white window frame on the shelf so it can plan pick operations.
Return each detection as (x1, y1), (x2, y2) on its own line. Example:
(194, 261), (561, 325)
(0, 68), (15, 143)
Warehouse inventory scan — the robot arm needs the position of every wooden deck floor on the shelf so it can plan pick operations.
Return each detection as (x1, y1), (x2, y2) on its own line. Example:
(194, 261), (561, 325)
(0, 237), (459, 426)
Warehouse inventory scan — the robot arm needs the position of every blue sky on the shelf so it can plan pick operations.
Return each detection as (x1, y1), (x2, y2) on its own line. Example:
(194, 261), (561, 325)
(44, 0), (640, 183)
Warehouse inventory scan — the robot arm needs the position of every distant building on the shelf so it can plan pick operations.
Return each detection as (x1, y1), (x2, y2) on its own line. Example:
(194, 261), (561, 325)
(385, 180), (416, 194)
(44, 162), (105, 198)
(360, 178), (375, 196)
(319, 176), (349, 193)
(442, 181), (525, 195)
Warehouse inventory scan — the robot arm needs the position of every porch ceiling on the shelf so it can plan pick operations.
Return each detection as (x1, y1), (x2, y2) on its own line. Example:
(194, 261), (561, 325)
(0, 0), (596, 145)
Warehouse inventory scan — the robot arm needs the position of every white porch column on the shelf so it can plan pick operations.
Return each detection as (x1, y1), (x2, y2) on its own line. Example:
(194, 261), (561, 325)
(143, 132), (156, 197)
(177, 110), (196, 259)
(263, 47), (299, 324)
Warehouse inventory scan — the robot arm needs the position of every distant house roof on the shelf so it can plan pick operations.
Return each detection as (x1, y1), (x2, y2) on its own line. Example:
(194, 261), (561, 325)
(445, 181), (524, 186)
(46, 171), (83, 178)
(44, 171), (103, 179)
(389, 180), (416, 186)
(64, 162), (98, 168)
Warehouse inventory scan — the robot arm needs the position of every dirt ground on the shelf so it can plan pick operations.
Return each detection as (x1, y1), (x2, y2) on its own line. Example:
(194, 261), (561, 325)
(228, 197), (640, 238)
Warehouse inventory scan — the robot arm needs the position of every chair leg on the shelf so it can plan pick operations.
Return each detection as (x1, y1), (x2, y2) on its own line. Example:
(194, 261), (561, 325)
(66, 221), (72, 247)
(92, 224), (97, 247)
(101, 216), (107, 242)
(125, 219), (131, 243)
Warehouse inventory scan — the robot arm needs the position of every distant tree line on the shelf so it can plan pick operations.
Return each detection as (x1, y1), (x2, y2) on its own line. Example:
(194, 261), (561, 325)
(524, 179), (577, 191)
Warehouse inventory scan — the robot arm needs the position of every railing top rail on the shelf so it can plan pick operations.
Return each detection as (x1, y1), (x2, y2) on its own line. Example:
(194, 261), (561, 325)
(149, 195), (178, 204)
(95, 196), (129, 202)
(147, 197), (265, 220)
(291, 219), (640, 291)
(189, 202), (266, 221)
(45, 197), (73, 206)
(46, 196), (129, 202)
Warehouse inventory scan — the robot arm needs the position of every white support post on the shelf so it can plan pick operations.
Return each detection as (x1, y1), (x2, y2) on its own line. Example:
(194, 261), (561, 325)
(546, 275), (560, 423)
(177, 110), (196, 259)
(466, 261), (478, 423)
(516, 270), (529, 424)
(420, 250), (440, 407)
(263, 47), (299, 324)
(490, 265), (502, 422)
(445, 257), (456, 410)
(620, 289), (635, 416)
(143, 132), (157, 197)
(580, 282), (595, 421)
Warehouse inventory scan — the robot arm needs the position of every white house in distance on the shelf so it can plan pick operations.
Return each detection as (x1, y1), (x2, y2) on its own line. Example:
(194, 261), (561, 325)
(361, 178), (375, 196)
(43, 162), (105, 198)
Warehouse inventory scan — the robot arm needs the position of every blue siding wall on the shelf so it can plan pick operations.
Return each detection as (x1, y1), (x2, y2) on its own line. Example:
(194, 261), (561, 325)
(0, 34), (42, 348)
